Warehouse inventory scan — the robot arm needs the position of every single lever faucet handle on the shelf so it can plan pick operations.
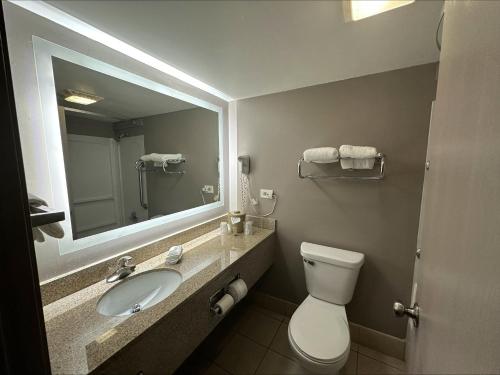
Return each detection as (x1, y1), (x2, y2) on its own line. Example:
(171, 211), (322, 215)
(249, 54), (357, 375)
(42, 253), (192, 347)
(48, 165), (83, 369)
(118, 256), (133, 267)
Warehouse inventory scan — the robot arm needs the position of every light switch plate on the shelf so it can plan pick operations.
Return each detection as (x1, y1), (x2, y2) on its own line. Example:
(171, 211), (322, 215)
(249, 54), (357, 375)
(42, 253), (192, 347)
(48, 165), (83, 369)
(202, 185), (214, 194)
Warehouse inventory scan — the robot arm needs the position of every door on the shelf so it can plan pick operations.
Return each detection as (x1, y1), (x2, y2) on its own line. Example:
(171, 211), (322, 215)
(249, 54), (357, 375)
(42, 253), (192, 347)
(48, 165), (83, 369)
(118, 135), (149, 224)
(405, 1), (500, 373)
(0, 6), (51, 373)
(67, 134), (122, 238)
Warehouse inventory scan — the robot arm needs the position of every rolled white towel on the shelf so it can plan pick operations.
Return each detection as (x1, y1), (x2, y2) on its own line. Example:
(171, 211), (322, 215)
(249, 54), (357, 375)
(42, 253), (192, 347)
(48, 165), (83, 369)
(339, 145), (377, 159)
(303, 147), (339, 163)
(339, 145), (377, 170)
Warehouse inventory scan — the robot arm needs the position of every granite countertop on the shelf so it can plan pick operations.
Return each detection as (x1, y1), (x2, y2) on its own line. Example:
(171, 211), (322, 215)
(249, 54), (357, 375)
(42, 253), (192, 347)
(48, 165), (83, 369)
(43, 227), (274, 374)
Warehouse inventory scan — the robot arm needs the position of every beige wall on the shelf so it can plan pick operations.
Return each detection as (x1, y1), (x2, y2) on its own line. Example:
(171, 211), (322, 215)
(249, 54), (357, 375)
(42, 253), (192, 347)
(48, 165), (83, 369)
(65, 115), (115, 138)
(142, 108), (219, 217)
(237, 63), (437, 338)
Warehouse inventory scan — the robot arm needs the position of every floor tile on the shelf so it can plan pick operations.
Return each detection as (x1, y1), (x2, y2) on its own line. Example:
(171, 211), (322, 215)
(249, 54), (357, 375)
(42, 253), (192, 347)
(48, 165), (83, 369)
(340, 350), (357, 375)
(251, 305), (286, 322)
(357, 353), (403, 374)
(358, 345), (406, 371)
(236, 308), (281, 347)
(203, 363), (231, 375)
(256, 350), (307, 375)
(197, 324), (236, 360)
(214, 334), (267, 375)
(174, 353), (212, 375)
(270, 323), (296, 361)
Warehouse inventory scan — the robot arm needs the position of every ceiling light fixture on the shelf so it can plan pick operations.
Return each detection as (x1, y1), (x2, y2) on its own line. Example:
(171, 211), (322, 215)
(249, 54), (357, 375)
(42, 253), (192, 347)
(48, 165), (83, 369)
(64, 89), (103, 105)
(346, 0), (415, 22)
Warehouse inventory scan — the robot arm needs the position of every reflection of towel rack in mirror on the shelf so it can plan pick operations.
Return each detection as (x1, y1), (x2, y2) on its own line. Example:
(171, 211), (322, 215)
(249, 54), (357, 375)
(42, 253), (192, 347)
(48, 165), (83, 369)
(298, 153), (385, 180)
(135, 159), (187, 209)
(29, 204), (65, 227)
(135, 159), (186, 175)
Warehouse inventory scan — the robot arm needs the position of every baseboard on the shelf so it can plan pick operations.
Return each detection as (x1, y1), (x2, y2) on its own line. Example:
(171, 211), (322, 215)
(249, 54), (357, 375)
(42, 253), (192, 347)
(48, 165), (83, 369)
(349, 322), (405, 361)
(249, 290), (405, 361)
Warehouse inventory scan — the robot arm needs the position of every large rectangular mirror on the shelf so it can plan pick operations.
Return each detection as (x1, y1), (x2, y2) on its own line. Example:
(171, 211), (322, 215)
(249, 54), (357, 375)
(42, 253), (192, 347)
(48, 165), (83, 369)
(33, 37), (224, 254)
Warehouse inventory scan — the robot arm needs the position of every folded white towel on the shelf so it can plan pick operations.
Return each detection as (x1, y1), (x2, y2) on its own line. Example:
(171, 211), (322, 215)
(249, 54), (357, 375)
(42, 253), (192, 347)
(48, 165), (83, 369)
(340, 158), (376, 170)
(303, 147), (339, 163)
(141, 153), (183, 167)
(339, 145), (377, 170)
(140, 153), (183, 163)
(166, 245), (183, 264)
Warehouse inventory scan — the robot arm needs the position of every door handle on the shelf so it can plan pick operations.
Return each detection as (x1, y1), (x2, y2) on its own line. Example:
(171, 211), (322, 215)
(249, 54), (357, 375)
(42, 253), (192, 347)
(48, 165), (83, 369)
(393, 301), (420, 327)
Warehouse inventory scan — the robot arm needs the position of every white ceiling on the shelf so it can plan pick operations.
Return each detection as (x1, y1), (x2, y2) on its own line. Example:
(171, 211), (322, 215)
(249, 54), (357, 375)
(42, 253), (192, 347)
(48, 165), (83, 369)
(53, 57), (196, 121)
(48, 0), (443, 100)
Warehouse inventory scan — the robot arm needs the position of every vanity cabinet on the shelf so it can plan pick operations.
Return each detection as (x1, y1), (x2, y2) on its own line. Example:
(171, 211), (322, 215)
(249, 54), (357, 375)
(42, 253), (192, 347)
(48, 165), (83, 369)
(92, 234), (275, 375)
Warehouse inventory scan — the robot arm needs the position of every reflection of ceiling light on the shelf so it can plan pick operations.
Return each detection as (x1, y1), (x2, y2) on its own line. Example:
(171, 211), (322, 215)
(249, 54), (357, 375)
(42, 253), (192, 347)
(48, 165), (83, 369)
(64, 89), (103, 105)
(9, 1), (234, 102)
(346, 0), (415, 21)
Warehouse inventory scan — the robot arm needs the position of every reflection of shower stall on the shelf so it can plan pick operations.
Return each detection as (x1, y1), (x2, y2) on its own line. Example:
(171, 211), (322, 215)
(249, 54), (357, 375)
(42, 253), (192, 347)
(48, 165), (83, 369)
(135, 159), (187, 210)
(117, 135), (149, 224)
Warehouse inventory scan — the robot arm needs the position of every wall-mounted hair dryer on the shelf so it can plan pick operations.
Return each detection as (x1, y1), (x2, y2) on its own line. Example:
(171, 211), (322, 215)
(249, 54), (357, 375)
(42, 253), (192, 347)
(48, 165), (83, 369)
(238, 155), (251, 175)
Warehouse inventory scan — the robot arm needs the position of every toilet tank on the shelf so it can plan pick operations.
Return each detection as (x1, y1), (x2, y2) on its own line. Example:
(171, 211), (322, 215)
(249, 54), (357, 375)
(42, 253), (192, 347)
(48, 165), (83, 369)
(301, 242), (365, 305)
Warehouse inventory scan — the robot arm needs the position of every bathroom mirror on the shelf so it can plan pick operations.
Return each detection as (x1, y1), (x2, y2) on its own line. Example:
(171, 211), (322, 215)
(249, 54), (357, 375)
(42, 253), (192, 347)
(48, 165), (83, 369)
(33, 37), (224, 254)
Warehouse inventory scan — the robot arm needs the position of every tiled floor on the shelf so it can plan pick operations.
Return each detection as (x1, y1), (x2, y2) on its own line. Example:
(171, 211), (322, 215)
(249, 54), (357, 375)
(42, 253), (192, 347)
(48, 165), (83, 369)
(175, 301), (406, 375)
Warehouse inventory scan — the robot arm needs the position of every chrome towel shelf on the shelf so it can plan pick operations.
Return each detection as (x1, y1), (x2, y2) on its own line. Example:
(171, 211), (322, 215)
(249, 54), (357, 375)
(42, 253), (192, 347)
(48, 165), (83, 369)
(298, 153), (385, 180)
(135, 159), (186, 209)
(135, 158), (186, 175)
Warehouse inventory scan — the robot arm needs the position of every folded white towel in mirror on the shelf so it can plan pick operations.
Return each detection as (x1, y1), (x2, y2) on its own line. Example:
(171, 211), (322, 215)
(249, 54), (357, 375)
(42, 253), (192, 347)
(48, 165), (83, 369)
(339, 145), (377, 170)
(28, 193), (65, 242)
(140, 153), (183, 163)
(303, 147), (339, 163)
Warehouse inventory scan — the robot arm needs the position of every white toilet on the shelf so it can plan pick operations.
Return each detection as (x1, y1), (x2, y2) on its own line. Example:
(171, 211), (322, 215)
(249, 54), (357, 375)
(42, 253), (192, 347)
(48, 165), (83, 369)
(288, 242), (365, 374)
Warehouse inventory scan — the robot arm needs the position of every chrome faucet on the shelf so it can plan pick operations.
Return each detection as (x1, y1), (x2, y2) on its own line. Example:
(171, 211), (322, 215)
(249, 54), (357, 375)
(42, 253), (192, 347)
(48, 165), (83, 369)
(106, 256), (136, 283)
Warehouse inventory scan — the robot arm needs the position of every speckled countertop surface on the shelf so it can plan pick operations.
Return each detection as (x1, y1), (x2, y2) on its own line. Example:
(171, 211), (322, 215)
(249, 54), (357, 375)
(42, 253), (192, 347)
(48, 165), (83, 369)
(43, 227), (274, 374)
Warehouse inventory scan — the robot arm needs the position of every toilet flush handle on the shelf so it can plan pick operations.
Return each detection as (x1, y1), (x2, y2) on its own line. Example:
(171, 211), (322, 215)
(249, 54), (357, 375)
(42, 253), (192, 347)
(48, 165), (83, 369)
(303, 258), (315, 265)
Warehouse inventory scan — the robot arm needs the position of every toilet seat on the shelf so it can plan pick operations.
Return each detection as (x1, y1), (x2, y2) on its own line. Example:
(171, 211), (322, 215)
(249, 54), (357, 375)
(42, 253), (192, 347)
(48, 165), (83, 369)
(288, 295), (350, 365)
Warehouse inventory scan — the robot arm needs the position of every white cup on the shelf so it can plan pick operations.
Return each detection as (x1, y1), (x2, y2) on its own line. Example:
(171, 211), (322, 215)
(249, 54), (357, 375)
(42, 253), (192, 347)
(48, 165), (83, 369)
(244, 221), (254, 235)
(220, 221), (230, 235)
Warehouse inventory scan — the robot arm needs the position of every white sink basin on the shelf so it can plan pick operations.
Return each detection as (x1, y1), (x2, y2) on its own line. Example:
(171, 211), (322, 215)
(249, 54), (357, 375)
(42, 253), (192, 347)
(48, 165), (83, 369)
(96, 269), (182, 317)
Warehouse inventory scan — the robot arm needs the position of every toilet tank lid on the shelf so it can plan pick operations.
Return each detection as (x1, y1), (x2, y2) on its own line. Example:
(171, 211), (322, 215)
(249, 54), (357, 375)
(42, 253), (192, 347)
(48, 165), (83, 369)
(300, 242), (364, 269)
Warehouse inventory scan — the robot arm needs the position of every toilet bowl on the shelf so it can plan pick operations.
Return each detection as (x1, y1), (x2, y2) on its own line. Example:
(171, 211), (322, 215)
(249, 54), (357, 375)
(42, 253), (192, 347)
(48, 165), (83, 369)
(288, 242), (364, 374)
(288, 295), (350, 373)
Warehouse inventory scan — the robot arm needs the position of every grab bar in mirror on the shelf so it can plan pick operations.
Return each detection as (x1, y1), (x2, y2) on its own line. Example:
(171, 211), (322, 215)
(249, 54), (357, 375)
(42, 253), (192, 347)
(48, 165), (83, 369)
(298, 153), (385, 180)
(30, 204), (65, 228)
(135, 159), (187, 209)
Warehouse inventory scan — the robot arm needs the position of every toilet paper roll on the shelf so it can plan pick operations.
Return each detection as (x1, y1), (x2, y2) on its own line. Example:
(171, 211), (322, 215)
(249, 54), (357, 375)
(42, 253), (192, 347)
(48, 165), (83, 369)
(214, 294), (235, 315)
(227, 279), (248, 303)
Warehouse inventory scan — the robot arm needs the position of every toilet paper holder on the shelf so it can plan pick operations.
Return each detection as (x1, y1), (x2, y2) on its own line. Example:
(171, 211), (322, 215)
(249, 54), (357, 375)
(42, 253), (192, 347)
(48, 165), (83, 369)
(209, 274), (241, 314)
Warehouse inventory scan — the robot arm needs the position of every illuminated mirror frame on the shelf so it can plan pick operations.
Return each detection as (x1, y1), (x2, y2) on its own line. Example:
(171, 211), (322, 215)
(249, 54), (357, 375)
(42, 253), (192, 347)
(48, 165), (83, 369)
(33, 36), (225, 254)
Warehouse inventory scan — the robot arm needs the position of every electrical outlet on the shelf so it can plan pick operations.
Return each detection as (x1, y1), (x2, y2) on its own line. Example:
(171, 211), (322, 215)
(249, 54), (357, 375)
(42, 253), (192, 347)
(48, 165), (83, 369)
(202, 185), (214, 194)
(260, 189), (274, 199)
